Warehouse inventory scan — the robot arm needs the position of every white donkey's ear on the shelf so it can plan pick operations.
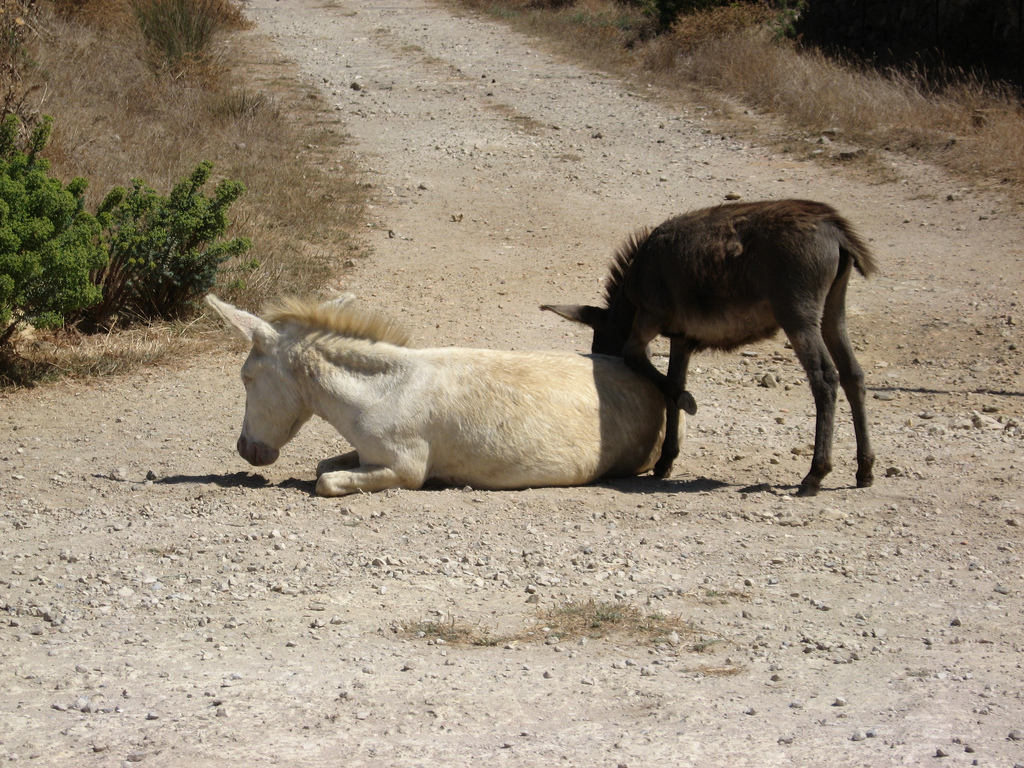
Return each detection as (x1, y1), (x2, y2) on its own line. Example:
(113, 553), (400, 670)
(205, 294), (279, 349)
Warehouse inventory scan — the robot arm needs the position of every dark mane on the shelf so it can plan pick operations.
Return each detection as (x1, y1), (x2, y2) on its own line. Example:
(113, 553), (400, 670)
(264, 297), (412, 347)
(602, 227), (651, 307)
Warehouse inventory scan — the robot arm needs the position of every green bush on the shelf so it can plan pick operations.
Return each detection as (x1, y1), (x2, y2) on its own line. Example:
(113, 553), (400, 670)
(82, 161), (251, 329)
(0, 115), (105, 349)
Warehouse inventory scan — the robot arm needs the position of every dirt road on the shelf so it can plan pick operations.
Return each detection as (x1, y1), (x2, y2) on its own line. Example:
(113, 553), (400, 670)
(2, 0), (1022, 765)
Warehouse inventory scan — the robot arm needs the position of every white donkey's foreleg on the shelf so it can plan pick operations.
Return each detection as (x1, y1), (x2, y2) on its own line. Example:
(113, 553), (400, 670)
(316, 451), (361, 477)
(316, 464), (423, 496)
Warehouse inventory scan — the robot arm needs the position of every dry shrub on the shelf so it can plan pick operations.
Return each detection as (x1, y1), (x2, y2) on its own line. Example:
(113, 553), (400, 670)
(667, 1), (774, 53)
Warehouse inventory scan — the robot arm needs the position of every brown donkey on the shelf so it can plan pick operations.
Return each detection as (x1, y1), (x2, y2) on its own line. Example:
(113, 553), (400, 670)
(544, 199), (877, 496)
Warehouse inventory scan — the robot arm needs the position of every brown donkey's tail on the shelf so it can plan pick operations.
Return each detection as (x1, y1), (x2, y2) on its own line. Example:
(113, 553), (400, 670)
(834, 214), (877, 278)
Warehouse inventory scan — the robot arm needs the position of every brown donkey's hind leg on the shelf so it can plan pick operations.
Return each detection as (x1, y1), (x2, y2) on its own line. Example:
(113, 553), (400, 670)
(821, 263), (875, 488)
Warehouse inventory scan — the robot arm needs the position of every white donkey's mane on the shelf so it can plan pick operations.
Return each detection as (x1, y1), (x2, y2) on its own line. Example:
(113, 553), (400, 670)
(263, 296), (412, 348)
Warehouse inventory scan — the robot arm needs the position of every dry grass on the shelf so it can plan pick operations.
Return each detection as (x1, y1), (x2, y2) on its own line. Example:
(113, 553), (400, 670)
(398, 599), (720, 652)
(2, 1), (367, 385)
(454, 0), (1024, 190)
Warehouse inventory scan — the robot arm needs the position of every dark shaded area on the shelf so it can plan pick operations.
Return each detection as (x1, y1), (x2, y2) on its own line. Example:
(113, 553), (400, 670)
(797, 0), (1024, 90)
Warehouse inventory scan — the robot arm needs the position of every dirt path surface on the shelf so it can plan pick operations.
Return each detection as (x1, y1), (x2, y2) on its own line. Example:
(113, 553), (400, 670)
(3, 0), (1023, 765)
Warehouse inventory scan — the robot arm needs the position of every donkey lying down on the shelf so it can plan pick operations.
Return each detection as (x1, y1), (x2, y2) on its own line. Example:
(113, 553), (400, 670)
(205, 294), (674, 496)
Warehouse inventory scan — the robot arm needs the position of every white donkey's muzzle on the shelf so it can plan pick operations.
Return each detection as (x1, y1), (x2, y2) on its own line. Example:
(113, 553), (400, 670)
(237, 434), (279, 466)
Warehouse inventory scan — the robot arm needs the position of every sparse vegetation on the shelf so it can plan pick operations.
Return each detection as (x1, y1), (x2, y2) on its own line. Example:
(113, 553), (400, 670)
(0, 0), (368, 385)
(452, 0), (1024, 189)
(398, 600), (714, 650)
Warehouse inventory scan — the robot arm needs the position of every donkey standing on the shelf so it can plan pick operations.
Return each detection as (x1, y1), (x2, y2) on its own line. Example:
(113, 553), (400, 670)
(544, 199), (876, 496)
(205, 294), (673, 496)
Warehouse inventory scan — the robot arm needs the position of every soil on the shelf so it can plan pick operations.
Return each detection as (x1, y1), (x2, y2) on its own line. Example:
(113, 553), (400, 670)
(2, 0), (1023, 766)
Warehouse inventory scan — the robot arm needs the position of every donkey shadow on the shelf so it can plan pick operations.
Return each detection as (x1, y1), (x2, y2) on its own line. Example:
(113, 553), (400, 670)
(156, 471), (313, 494)
(159, 471), (814, 499)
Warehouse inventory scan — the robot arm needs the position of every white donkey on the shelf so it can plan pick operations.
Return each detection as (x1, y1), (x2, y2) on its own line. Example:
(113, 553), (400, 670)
(205, 294), (676, 496)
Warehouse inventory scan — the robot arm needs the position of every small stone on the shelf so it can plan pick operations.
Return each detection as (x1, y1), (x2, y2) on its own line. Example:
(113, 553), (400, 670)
(1009, 730), (1024, 741)
(126, 751), (148, 762)
(833, 697), (848, 707)
(543, 670), (554, 679)
(778, 734), (794, 745)
(145, 711), (160, 720)
(851, 731), (867, 741)
(935, 747), (949, 757)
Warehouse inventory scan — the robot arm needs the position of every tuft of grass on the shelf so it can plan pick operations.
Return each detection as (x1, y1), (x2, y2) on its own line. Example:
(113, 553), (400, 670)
(400, 614), (508, 647)
(130, 0), (250, 72)
(398, 600), (716, 650)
